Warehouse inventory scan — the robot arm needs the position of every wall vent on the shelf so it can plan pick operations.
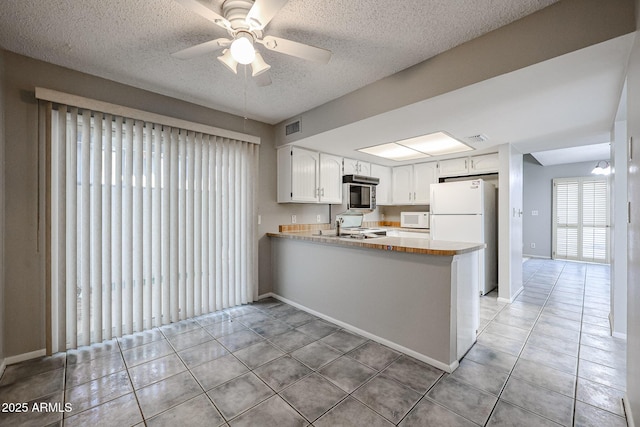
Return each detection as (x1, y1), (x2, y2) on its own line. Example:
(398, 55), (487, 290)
(466, 134), (488, 143)
(285, 119), (301, 136)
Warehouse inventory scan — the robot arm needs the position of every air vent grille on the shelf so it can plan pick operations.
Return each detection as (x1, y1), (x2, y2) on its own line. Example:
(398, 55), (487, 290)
(285, 120), (301, 136)
(466, 134), (488, 143)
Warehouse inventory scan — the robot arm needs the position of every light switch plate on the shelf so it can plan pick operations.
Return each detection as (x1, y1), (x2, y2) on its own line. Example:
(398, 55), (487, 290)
(316, 214), (321, 223)
(532, 210), (539, 216)
(291, 215), (297, 224)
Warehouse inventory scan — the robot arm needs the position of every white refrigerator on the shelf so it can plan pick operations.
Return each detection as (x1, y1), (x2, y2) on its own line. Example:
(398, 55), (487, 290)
(430, 179), (497, 295)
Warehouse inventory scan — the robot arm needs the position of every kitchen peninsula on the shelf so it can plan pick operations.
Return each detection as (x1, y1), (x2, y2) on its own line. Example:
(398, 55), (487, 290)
(268, 227), (484, 372)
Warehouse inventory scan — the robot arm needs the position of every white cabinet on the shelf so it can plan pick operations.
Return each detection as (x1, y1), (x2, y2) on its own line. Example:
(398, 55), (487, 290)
(438, 153), (500, 177)
(319, 153), (343, 203)
(470, 153), (499, 174)
(277, 146), (342, 203)
(392, 165), (413, 205)
(370, 164), (392, 205)
(391, 162), (437, 205)
(343, 158), (370, 176)
(386, 230), (430, 239)
(413, 162), (437, 204)
(438, 157), (469, 177)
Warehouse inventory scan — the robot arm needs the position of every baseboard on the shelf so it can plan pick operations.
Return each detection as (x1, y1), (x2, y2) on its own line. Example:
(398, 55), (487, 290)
(5, 349), (46, 366)
(522, 254), (551, 259)
(623, 395), (635, 427)
(269, 293), (459, 373)
(497, 285), (524, 304)
(258, 292), (276, 300)
(609, 313), (628, 340)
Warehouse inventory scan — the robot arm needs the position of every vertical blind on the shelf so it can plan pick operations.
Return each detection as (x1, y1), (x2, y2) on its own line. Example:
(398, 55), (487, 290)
(50, 104), (258, 351)
(553, 176), (609, 263)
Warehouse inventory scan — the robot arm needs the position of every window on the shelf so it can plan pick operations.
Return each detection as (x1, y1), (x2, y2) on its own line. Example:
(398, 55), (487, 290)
(553, 176), (609, 263)
(49, 104), (258, 351)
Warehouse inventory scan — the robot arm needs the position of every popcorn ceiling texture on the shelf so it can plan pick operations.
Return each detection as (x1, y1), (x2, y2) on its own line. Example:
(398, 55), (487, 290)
(0, 0), (557, 124)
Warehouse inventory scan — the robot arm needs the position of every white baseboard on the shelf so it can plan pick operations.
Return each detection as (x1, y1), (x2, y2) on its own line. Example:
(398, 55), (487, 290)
(522, 254), (551, 260)
(624, 395), (635, 427)
(609, 313), (628, 340)
(258, 292), (276, 300)
(5, 349), (46, 366)
(497, 286), (524, 304)
(269, 293), (459, 373)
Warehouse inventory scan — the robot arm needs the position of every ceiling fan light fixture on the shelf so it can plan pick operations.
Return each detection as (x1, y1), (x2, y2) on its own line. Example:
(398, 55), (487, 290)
(251, 51), (271, 76)
(230, 32), (256, 65)
(217, 49), (238, 74)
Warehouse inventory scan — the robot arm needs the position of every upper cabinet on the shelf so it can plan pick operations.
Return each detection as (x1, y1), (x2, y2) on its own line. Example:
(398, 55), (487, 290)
(392, 162), (437, 205)
(370, 164), (392, 205)
(343, 158), (370, 176)
(277, 146), (342, 204)
(469, 153), (499, 174)
(438, 157), (470, 177)
(438, 153), (499, 177)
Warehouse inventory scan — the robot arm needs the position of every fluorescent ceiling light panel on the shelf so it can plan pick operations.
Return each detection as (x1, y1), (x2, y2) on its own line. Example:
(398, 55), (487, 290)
(358, 142), (429, 161)
(358, 132), (472, 161)
(399, 132), (472, 156)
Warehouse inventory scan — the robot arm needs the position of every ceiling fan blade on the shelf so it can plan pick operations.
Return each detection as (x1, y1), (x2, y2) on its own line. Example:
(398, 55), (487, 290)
(171, 38), (231, 60)
(258, 36), (331, 64)
(254, 71), (272, 87)
(246, 0), (289, 30)
(174, 0), (230, 30)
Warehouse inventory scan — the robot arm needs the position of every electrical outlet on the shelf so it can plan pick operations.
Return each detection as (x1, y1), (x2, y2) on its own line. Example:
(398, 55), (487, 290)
(316, 214), (321, 223)
(258, 215), (261, 225)
(532, 210), (538, 216)
(381, 213), (385, 220)
(291, 215), (296, 224)
(530, 243), (536, 248)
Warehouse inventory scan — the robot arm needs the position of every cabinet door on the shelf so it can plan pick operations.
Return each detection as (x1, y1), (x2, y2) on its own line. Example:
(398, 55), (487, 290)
(319, 153), (343, 203)
(470, 153), (499, 174)
(392, 165), (413, 205)
(370, 164), (392, 205)
(291, 147), (320, 202)
(343, 158), (370, 175)
(413, 162), (437, 204)
(358, 162), (371, 176)
(438, 157), (469, 177)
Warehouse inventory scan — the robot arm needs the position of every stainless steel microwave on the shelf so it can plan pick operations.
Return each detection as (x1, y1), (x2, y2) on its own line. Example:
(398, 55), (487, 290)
(343, 175), (379, 212)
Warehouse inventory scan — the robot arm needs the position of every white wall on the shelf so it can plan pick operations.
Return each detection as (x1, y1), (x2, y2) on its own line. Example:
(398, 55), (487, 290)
(625, 26), (640, 427)
(0, 50), (6, 369)
(498, 144), (523, 303)
(611, 120), (628, 338)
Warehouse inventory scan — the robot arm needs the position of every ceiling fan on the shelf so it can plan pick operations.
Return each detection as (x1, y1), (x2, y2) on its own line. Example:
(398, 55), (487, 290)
(172, 0), (332, 86)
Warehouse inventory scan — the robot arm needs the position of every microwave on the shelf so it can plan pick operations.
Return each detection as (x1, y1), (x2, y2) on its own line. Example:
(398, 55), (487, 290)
(401, 211), (430, 229)
(343, 175), (379, 212)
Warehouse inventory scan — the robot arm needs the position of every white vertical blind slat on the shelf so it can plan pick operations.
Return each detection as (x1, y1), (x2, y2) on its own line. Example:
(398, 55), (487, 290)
(161, 126), (171, 325)
(91, 112), (103, 343)
(123, 119), (134, 335)
(186, 131), (195, 319)
(133, 120), (144, 332)
(113, 116), (124, 336)
(80, 111), (91, 346)
(143, 123), (153, 330)
(170, 129), (180, 322)
(201, 135), (210, 315)
(51, 106), (258, 350)
(152, 126), (162, 327)
(194, 133), (202, 316)
(55, 105), (67, 351)
(66, 108), (78, 349)
(103, 114), (113, 340)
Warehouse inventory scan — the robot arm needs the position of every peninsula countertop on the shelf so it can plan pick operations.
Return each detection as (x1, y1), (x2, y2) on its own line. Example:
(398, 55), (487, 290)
(267, 230), (484, 256)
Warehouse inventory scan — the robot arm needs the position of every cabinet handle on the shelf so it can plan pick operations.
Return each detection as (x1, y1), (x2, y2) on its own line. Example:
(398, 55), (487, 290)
(409, 192), (412, 201)
(315, 187), (319, 197)
(630, 136), (634, 161)
(465, 159), (468, 169)
(471, 160), (474, 169)
(414, 192), (416, 200)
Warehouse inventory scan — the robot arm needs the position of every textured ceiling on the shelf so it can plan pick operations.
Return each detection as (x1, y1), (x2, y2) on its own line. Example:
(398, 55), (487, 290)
(0, 0), (558, 124)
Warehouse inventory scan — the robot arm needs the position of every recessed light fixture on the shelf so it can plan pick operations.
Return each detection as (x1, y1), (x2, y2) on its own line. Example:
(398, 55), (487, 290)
(358, 131), (473, 161)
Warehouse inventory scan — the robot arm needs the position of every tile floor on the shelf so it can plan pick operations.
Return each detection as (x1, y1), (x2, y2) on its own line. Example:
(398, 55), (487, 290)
(0, 259), (628, 426)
